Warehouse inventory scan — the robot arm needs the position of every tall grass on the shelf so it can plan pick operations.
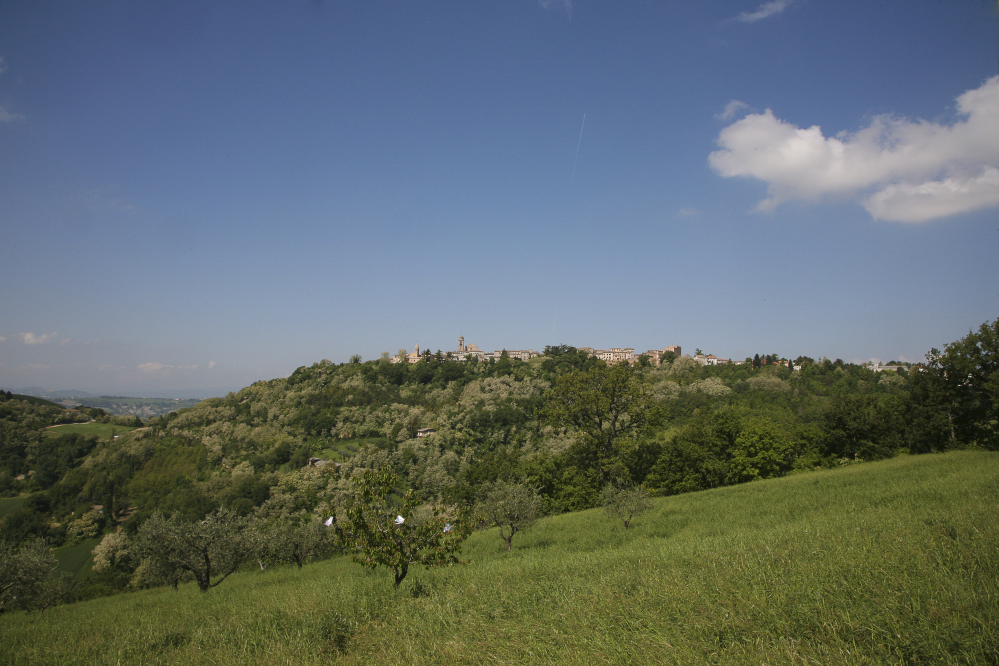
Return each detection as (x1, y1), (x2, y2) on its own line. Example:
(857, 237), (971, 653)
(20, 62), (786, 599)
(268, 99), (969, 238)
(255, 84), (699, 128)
(2, 451), (996, 665)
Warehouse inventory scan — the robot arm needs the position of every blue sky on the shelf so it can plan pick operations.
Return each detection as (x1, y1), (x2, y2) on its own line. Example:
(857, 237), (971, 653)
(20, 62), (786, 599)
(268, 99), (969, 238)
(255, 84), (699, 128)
(1, 0), (997, 396)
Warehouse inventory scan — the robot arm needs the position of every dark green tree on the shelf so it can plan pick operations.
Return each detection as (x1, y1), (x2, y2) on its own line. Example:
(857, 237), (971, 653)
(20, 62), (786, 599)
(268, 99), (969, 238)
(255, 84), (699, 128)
(541, 364), (663, 483)
(913, 318), (998, 449)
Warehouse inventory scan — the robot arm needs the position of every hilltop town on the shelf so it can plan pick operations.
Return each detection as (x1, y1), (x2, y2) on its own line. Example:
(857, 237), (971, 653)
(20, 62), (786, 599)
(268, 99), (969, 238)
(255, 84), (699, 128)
(392, 336), (683, 366)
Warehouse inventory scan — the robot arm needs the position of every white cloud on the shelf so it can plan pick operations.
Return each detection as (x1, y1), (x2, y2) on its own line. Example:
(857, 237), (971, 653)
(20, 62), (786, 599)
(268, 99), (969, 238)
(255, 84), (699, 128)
(539, 0), (571, 13)
(0, 107), (24, 122)
(208, 361), (217, 369)
(716, 100), (750, 121)
(734, 0), (793, 23)
(16, 332), (58, 345)
(708, 76), (999, 222)
(137, 361), (201, 374)
(677, 207), (702, 217)
(0, 336), (6, 343)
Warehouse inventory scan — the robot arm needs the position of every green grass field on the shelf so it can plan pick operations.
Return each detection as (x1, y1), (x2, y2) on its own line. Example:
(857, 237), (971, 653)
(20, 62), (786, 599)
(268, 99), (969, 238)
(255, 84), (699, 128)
(0, 497), (27, 516)
(1, 451), (996, 665)
(43, 422), (138, 439)
(53, 538), (103, 583)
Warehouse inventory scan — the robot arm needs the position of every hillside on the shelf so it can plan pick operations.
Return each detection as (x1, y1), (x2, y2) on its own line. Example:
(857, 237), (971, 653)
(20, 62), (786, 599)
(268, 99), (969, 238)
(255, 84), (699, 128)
(1, 451), (996, 665)
(75, 396), (202, 418)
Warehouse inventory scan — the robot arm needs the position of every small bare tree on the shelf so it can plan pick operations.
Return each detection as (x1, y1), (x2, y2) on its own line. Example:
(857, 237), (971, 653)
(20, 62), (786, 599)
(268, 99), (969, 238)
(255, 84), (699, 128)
(479, 481), (542, 551)
(600, 485), (652, 529)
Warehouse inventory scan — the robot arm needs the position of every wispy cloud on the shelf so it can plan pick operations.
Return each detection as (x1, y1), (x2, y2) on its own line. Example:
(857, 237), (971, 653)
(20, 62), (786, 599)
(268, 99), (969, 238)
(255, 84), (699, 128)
(677, 207), (702, 217)
(734, 0), (793, 23)
(539, 0), (571, 14)
(716, 100), (750, 121)
(16, 332), (58, 345)
(708, 76), (999, 222)
(0, 336), (6, 343)
(208, 361), (217, 369)
(0, 107), (25, 123)
(137, 361), (201, 374)
(0, 58), (25, 123)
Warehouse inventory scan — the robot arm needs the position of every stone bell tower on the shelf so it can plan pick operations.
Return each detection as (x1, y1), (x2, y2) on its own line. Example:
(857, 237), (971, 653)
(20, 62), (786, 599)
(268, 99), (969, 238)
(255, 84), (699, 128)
(458, 335), (465, 353)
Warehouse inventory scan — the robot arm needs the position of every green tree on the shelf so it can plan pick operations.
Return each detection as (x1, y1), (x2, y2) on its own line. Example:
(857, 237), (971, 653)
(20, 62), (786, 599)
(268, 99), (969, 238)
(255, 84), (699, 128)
(133, 508), (249, 592)
(479, 481), (541, 551)
(0, 537), (57, 613)
(726, 417), (794, 483)
(541, 364), (663, 483)
(253, 518), (332, 569)
(332, 467), (471, 588)
(600, 485), (652, 529)
(914, 318), (998, 450)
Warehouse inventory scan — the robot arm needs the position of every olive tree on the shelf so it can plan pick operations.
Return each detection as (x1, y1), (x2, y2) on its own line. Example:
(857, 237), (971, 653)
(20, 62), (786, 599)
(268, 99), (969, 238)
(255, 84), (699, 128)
(251, 517), (333, 570)
(133, 508), (250, 592)
(331, 467), (472, 588)
(0, 537), (57, 613)
(600, 485), (652, 529)
(479, 481), (542, 551)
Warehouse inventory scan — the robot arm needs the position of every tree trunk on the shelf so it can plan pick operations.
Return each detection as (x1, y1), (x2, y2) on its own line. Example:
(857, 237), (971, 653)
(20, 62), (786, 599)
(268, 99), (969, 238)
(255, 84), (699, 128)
(393, 563), (408, 588)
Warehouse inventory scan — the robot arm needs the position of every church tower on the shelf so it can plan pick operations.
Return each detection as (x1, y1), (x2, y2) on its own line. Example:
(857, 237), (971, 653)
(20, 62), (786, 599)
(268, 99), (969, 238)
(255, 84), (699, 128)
(458, 335), (465, 353)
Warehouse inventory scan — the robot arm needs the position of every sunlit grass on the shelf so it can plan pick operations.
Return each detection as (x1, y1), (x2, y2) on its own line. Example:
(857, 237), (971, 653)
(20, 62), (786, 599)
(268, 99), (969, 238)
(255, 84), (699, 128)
(43, 422), (137, 439)
(2, 451), (996, 665)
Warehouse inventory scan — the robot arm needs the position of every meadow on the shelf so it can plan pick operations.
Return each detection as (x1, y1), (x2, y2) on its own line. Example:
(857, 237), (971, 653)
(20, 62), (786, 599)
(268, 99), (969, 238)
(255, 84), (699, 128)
(42, 422), (138, 439)
(1, 450), (996, 665)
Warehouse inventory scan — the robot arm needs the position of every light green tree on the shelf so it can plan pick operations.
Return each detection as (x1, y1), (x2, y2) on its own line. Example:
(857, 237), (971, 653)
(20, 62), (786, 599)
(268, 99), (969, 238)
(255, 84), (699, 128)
(479, 481), (542, 551)
(133, 508), (250, 592)
(600, 485), (652, 529)
(0, 537), (57, 613)
(331, 467), (472, 588)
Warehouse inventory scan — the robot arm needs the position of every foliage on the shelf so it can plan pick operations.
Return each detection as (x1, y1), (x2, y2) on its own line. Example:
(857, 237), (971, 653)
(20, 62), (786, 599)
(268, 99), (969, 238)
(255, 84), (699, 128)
(599, 484), (652, 529)
(251, 517), (333, 569)
(478, 480), (542, 551)
(332, 466), (472, 587)
(913, 317), (999, 450)
(541, 364), (663, 483)
(0, 537), (57, 613)
(133, 508), (249, 592)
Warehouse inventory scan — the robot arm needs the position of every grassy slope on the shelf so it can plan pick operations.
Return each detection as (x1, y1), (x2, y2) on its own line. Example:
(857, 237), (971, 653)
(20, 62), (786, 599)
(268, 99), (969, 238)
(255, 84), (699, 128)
(54, 538), (103, 583)
(0, 497), (26, 516)
(43, 422), (137, 439)
(2, 451), (997, 665)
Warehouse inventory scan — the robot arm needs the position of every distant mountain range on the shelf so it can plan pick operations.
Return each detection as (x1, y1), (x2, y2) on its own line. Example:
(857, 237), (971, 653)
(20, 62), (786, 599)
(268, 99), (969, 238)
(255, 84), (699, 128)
(0, 386), (235, 400)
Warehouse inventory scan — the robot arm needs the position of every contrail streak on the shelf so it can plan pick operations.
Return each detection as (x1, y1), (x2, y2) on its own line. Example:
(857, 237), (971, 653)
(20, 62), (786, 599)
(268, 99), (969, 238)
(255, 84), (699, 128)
(570, 112), (586, 187)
